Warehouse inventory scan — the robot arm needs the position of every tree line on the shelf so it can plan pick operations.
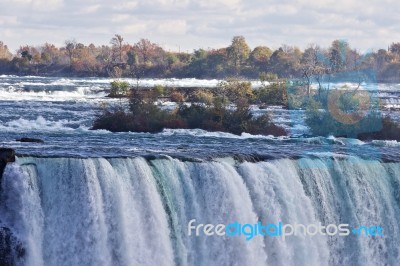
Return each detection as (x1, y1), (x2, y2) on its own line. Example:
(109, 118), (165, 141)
(1, 35), (400, 81)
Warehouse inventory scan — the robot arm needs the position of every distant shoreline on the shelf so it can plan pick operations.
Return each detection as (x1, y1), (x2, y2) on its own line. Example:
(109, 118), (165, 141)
(2, 37), (400, 82)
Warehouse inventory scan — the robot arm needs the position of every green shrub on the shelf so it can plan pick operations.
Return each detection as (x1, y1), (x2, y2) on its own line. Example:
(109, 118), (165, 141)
(358, 116), (400, 141)
(170, 91), (186, 103)
(153, 85), (165, 97)
(109, 80), (130, 97)
(94, 79), (288, 136)
(254, 82), (288, 106)
(193, 90), (214, 106)
(216, 78), (253, 106)
(305, 94), (400, 140)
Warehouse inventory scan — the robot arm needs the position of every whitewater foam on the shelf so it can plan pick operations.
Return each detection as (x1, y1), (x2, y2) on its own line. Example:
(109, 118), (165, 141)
(1, 156), (399, 265)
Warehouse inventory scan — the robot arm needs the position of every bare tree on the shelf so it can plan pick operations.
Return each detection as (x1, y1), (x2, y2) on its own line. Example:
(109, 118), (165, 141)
(64, 39), (76, 69)
(110, 34), (124, 64)
(301, 44), (327, 97)
(134, 39), (163, 65)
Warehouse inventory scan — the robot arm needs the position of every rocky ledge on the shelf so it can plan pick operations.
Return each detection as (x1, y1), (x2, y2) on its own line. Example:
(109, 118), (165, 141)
(0, 148), (15, 181)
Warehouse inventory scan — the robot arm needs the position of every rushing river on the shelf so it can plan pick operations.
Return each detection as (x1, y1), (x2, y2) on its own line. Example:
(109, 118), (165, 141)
(0, 75), (399, 160)
(0, 75), (400, 266)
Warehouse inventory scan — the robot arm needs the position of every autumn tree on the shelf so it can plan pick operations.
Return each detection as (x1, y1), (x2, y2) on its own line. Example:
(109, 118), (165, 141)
(110, 34), (125, 64)
(64, 39), (76, 69)
(250, 46), (272, 70)
(18, 46), (41, 64)
(96, 45), (113, 73)
(73, 43), (99, 74)
(0, 41), (12, 60)
(329, 40), (349, 72)
(269, 47), (300, 78)
(300, 44), (328, 96)
(345, 48), (361, 71)
(134, 38), (164, 65)
(40, 43), (64, 65)
(227, 36), (251, 74)
(389, 42), (400, 61)
(373, 49), (389, 71)
(126, 49), (146, 89)
(134, 38), (151, 64)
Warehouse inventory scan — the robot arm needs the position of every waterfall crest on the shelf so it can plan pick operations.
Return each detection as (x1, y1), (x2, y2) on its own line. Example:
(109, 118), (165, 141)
(1, 156), (399, 266)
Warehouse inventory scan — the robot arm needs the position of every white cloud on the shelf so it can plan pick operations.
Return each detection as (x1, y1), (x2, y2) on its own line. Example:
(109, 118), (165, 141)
(198, 0), (241, 9)
(0, 0), (400, 53)
(157, 20), (187, 35)
(138, 0), (190, 11)
(75, 4), (102, 15)
(111, 14), (132, 23)
(112, 1), (139, 11)
(155, 0), (189, 7)
(1, 0), (64, 11)
(121, 23), (147, 35)
(0, 15), (18, 26)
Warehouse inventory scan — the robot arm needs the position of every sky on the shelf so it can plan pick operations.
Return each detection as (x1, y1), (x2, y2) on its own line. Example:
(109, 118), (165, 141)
(0, 0), (399, 53)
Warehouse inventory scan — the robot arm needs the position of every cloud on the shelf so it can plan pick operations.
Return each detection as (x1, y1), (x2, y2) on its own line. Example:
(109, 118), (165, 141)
(157, 20), (187, 35)
(111, 14), (131, 23)
(0, 15), (18, 26)
(197, 0), (241, 9)
(75, 4), (102, 15)
(0, 0), (399, 53)
(1, 0), (64, 12)
(121, 23), (147, 35)
(112, 1), (139, 11)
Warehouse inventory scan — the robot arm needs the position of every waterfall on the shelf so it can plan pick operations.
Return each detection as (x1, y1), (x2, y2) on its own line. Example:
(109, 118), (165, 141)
(0, 156), (399, 266)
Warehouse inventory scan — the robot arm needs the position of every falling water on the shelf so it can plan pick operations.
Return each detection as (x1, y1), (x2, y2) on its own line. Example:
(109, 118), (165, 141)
(1, 155), (399, 266)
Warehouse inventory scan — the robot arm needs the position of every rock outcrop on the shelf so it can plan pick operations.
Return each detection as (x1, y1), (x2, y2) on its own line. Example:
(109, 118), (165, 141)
(16, 138), (44, 143)
(0, 227), (25, 266)
(0, 148), (15, 181)
(0, 148), (24, 265)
